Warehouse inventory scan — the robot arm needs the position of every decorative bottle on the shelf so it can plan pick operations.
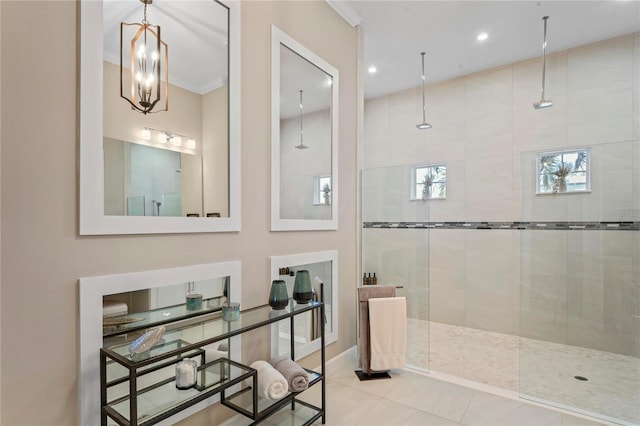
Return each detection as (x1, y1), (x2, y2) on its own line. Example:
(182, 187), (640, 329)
(269, 280), (289, 310)
(293, 270), (313, 304)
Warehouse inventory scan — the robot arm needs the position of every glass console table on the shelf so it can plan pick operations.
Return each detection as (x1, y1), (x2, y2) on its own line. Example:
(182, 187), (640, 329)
(100, 290), (326, 426)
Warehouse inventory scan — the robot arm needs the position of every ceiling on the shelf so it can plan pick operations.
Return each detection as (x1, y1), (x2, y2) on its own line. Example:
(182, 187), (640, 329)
(102, 0), (228, 95)
(102, 1), (639, 101)
(340, 0), (640, 100)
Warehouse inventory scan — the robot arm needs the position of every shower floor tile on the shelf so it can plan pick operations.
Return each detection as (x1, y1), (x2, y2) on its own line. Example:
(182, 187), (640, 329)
(407, 319), (639, 424)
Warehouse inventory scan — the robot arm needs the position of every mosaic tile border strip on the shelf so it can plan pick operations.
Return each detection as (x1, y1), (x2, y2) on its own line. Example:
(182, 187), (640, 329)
(363, 221), (640, 231)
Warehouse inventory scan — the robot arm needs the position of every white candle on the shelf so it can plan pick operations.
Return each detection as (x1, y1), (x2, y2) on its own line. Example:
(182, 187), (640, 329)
(175, 359), (197, 389)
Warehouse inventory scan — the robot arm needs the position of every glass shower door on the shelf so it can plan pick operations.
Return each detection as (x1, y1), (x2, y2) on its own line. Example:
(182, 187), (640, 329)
(361, 165), (430, 372)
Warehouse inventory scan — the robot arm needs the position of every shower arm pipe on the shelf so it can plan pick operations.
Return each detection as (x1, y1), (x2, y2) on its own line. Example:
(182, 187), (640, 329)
(421, 52), (427, 123)
(540, 16), (549, 100)
(299, 89), (304, 146)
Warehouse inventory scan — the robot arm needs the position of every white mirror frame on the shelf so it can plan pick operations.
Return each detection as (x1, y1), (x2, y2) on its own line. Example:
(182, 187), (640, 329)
(269, 250), (338, 360)
(270, 26), (339, 231)
(79, 0), (241, 235)
(78, 261), (242, 426)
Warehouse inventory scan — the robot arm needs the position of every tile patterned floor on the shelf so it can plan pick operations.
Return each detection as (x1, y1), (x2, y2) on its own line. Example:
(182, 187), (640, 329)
(407, 320), (639, 424)
(302, 366), (611, 426)
(220, 363), (613, 426)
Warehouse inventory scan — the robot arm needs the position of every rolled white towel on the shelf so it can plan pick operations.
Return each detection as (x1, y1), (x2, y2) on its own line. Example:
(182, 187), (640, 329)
(250, 360), (288, 400)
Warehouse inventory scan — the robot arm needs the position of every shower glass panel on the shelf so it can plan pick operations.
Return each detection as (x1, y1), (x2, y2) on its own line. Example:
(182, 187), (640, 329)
(162, 192), (182, 216)
(361, 165), (430, 372)
(519, 141), (640, 425)
(127, 195), (145, 216)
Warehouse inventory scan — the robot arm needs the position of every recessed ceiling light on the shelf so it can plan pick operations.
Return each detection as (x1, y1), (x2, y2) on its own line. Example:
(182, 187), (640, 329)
(477, 32), (489, 41)
(368, 66), (377, 74)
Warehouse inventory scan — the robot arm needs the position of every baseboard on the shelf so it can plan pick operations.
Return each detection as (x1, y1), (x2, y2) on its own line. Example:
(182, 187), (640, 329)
(314, 345), (357, 376)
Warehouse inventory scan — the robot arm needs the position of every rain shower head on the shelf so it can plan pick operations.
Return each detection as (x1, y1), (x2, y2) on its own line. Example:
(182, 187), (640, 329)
(533, 16), (553, 109)
(533, 99), (553, 110)
(416, 122), (433, 130)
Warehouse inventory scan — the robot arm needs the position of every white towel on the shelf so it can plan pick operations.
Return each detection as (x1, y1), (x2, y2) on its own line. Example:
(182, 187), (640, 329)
(368, 297), (406, 371)
(250, 360), (289, 400)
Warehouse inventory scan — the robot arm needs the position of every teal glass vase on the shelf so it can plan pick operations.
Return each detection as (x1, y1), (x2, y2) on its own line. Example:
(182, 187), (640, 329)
(293, 270), (313, 304)
(269, 280), (289, 310)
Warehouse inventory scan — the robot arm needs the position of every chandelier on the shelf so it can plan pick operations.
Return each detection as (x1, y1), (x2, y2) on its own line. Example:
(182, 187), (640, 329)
(120, 0), (168, 114)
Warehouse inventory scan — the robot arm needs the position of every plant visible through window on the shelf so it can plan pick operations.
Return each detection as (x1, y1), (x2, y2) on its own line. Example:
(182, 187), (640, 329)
(537, 149), (589, 194)
(414, 165), (446, 200)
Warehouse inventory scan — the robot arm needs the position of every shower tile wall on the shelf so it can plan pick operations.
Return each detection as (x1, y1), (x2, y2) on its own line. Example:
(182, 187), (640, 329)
(363, 33), (640, 353)
(429, 229), (520, 335)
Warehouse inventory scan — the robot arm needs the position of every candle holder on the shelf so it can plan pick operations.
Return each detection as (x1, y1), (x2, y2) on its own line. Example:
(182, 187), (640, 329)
(222, 302), (240, 321)
(185, 281), (203, 311)
(175, 358), (197, 389)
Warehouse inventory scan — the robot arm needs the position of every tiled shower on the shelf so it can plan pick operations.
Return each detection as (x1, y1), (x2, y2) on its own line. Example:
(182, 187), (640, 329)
(361, 32), (639, 425)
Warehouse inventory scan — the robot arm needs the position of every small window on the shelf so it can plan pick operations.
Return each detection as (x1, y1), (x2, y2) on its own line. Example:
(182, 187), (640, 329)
(537, 149), (590, 194)
(411, 165), (446, 200)
(313, 175), (331, 205)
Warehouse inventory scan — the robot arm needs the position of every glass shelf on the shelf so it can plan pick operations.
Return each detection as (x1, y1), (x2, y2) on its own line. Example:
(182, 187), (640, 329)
(103, 359), (253, 426)
(102, 299), (323, 369)
(105, 339), (204, 387)
(100, 295), (325, 426)
(103, 300), (224, 338)
(222, 369), (322, 421)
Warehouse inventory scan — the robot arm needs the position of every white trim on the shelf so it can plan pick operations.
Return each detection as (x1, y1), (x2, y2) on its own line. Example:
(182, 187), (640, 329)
(325, 0), (363, 27)
(314, 345), (357, 376)
(270, 26), (339, 231)
(79, 0), (241, 234)
(78, 261), (242, 426)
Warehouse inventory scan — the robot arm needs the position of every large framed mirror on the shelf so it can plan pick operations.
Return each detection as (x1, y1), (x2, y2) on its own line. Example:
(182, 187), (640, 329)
(80, 0), (240, 234)
(79, 261), (242, 425)
(270, 26), (339, 231)
(269, 250), (338, 359)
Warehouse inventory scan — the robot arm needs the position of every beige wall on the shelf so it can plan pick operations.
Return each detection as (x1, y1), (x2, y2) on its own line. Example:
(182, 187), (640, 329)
(0, 2), (357, 425)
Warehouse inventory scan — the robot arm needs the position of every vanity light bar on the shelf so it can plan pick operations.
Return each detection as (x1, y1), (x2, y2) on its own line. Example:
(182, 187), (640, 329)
(141, 127), (196, 149)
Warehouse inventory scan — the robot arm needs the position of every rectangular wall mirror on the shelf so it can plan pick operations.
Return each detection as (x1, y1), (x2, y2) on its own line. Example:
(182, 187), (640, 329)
(79, 261), (242, 425)
(269, 250), (338, 359)
(80, 0), (240, 234)
(270, 26), (339, 231)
